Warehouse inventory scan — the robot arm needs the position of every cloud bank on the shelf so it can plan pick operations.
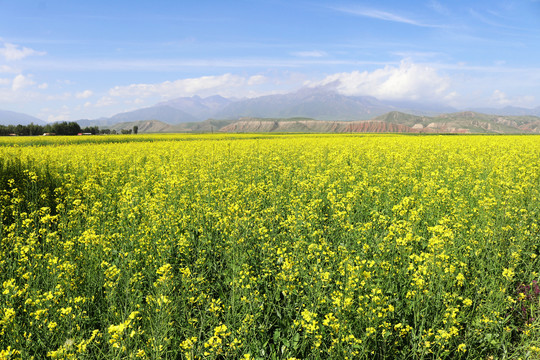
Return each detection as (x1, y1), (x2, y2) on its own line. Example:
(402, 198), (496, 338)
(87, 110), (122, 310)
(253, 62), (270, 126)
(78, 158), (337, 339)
(307, 61), (453, 102)
(0, 41), (46, 61)
(12, 74), (36, 91)
(108, 73), (269, 99)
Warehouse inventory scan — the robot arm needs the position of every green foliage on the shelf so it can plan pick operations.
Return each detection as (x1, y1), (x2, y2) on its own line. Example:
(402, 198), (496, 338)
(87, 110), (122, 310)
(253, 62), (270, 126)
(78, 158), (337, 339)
(1, 134), (540, 359)
(0, 157), (62, 228)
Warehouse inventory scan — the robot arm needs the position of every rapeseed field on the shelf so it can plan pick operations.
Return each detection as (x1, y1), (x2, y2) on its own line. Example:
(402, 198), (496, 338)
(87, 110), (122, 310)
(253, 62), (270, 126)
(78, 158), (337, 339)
(1, 134), (539, 359)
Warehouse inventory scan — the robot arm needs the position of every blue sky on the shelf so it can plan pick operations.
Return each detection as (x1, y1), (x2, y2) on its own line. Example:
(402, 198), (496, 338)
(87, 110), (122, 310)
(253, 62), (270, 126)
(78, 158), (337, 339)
(1, 0), (540, 121)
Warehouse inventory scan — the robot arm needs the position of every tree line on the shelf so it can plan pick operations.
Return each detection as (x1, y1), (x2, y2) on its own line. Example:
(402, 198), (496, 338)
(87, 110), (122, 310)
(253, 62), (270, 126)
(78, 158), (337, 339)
(0, 122), (141, 136)
(0, 122), (106, 136)
(0, 122), (94, 136)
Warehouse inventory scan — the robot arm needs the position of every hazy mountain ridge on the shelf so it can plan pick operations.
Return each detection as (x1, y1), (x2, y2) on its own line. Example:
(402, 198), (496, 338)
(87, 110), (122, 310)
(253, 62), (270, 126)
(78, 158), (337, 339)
(0, 110), (46, 126)
(73, 87), (453, 126)
(372, 111), (540, 134)
(77, 88), (540, 126)
(108, 105), (198, 124)
(157, 95), (232, 119)
(212, 87), (396, 120)
(469, 105), (540, 117)
(104, 111), (540, 134)
(3, 87), (540, 132)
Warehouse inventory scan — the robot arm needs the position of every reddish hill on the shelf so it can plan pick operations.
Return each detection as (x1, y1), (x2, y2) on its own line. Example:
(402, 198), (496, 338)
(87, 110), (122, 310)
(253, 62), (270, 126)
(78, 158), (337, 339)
(219, 119), (470, 134)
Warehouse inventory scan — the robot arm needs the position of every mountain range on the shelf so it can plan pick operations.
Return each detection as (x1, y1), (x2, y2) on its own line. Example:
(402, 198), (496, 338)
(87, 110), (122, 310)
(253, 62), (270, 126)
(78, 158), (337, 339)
(102, 111), (540, 134)
(75, 87), (446, 127)
(74, 87), (540, 126)
(3, 87), (540, 134)
(0, 109), (46, 126)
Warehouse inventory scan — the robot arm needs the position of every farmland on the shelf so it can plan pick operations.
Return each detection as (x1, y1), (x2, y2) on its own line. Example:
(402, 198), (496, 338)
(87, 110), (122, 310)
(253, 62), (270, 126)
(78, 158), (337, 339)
(1, 134), (540, 359)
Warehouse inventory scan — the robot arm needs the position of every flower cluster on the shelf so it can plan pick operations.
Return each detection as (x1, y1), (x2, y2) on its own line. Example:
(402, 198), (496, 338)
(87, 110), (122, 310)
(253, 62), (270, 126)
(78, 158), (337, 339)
(0, 134), (539, 358)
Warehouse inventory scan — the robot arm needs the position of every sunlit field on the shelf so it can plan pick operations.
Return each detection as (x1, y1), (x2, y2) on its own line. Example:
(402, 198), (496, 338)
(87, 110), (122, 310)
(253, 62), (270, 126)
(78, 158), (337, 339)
(1, 134), (540, 359)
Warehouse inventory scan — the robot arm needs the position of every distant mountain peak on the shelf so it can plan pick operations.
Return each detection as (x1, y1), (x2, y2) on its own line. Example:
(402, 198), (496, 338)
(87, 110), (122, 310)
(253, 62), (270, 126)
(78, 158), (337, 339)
(0, 109), (46, 126)
(295, 84), (339, 96)
(71, 88), (540, 129)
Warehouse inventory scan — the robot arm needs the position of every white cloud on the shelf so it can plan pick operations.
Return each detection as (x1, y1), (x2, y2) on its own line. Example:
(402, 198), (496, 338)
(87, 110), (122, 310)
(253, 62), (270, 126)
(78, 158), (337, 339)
(47, 114), (70, 122)
(490, 89), (535, 107)
(45, 105), (71, 123)
(46, 92), (72, 101)
(95, 96), (116, 107)
(0, 42), (46, 61)
(57, 79), (75, 85)
(12, 74), (36, 91)
(0, 78), (10, 85)
(124, 98), (147, 105)
(491, 89), (508, 105)
(76, 90), (93, 99)
(308, 61), (452, 102)
(38, 83), (48, 89)
(247, 75), (267, 85)
(109, 73), (260, 99)
(0, 65), (18, 73)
